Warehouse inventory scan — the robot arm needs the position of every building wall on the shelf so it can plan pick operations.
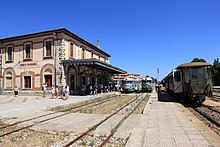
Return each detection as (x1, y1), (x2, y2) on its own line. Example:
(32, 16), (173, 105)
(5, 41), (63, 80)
(63, 34), (109, 62)
(1, 34), (56, 93)
(0, 30), (111, 95)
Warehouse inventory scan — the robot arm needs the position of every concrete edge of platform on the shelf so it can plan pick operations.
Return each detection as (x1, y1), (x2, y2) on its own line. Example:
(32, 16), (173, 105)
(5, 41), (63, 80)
(125, 92), (155, 147)
(142, 91), (156, 114)
(175, 102), (220, 147)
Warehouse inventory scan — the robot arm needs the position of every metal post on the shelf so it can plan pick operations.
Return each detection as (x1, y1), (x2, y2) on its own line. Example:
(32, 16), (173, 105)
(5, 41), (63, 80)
(157, 68), (159, 84)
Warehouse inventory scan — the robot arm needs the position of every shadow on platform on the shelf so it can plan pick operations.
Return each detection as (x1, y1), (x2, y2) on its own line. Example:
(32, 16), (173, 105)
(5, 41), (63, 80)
(158, 92), (178, 103)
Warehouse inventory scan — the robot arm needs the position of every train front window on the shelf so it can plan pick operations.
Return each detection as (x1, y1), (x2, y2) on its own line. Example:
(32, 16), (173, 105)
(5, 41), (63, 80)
(191, 68), (205, 81)
(127, 81), (133, 84)
(122, 81), (133, 84)
(198, 68), (205, 80)
(146, 80), (152, 84)
(191, 69), (198, 81)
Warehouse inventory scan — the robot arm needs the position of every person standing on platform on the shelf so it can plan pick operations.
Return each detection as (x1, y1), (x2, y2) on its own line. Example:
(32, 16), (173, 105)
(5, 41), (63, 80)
(90, 84), (93, 95)
(64, 85), (69, 100)
(55, 86), (59, 99)
(43, 83), (47, 97)
(60, 86), (64, 99)
(93, 84), (97, 95)
(66, 84), (70, 96)
(51, 85), (56, 99)
(14, 86), (19, 97)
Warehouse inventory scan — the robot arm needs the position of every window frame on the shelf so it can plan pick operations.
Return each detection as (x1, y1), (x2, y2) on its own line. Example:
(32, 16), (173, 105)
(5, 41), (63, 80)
(43, 38), (53, 59)
(82, 49), (85, 59)
(6, 45), (14, 63)
(24, 76), (31, 89)
(70, 42), (74, 58)
(23, 41), (33, 61)
(191, 68), (198, 81)
(174, 70), (181, 82)
(6, 77), (12, 89)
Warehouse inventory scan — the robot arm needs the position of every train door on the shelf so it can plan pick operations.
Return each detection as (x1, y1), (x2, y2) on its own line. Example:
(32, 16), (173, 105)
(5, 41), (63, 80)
(173, 69), (183, 93)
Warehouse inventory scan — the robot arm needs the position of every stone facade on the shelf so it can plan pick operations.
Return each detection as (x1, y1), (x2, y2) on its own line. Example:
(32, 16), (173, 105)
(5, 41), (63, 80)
(0, 28), (118, 95)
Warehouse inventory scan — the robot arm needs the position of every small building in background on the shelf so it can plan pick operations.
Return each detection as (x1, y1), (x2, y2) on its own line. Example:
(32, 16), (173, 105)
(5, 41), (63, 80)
(113, 74), (141, 86)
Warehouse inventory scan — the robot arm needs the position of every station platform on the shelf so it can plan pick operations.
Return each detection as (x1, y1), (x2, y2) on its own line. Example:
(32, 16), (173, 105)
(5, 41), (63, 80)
(0, 92), (117, 119)
(126, 91), (220, 147)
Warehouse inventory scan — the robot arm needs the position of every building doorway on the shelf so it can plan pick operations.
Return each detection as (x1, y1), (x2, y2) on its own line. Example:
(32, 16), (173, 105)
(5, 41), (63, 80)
(91, 77), (95, 86)
(45, 75), (52, 88)
(70, 75), (75, 95)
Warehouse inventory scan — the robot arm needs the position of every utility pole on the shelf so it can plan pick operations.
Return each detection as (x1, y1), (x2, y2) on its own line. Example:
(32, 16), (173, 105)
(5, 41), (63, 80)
(157, 68), (159, 84)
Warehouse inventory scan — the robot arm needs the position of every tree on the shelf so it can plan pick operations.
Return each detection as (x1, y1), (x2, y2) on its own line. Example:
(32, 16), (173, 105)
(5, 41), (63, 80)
(211, 58), (220, 86)
(191, 58), (206, 62)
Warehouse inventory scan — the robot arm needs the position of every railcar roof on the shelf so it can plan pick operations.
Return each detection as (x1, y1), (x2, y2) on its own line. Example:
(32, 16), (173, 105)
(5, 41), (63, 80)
(177, 62), (211, 68)
(146, 77), (153, 80)
(123, 77), (139, 81)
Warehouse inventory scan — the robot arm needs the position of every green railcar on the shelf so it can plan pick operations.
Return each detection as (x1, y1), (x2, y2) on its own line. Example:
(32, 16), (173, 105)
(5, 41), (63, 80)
(164, 62), (213, 104)
(142, 77), (154, 92)
(121, 78), (141, 93)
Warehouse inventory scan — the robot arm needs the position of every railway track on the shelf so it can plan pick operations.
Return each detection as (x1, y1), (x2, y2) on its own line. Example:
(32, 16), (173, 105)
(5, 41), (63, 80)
(188, 105), (220, 136)
(0, 94), (120, 138)
(99, 94), (148, 147)
(212, 87), (220, 102)
(63, 93), (147, 147)
(202, 104), (220, 115)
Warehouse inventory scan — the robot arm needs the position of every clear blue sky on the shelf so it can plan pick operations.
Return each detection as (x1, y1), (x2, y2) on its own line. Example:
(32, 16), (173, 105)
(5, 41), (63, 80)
(0, 0), (220, 80)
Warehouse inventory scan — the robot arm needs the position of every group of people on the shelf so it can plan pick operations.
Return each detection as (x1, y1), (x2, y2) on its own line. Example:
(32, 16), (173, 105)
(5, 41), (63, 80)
(85, 83), (117, 95)
(13, 82), (117, 98)
(42, 83), (70, 100)
(51, 85), (69, 100)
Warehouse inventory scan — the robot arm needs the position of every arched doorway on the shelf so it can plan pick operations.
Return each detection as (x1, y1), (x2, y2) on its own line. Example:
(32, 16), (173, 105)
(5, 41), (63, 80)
(68, 66), (77, 95)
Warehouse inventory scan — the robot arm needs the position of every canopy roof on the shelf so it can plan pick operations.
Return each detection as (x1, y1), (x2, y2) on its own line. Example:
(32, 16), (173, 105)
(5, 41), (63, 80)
(62, 58), (126, 74)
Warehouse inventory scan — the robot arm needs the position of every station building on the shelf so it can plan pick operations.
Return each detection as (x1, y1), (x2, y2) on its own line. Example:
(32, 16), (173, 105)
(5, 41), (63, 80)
(0, 28), (126, 95)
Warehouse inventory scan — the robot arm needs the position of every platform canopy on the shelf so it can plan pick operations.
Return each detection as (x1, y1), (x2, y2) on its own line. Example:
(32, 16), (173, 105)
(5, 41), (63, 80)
(62, 58), (126, 74)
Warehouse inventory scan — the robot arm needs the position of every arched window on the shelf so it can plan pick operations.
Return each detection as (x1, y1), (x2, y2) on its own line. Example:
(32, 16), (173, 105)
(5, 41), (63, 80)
(6, 72), (13, 89)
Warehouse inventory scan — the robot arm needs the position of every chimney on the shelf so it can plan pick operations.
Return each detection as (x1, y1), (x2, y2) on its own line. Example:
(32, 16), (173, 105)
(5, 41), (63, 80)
(96, 40), (100, 49)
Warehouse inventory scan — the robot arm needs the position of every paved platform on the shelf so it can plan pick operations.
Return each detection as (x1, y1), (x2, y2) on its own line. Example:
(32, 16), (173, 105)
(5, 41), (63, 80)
(0, 92), (117, 119)
(126, 91), (219, 147)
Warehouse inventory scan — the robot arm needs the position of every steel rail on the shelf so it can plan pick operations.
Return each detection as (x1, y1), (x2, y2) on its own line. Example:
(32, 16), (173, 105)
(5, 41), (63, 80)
(0, 95), (116, 131)
(63, 94), (141, 147)
(99, 94), (147, 147)
(202, 105), (220, 115)
(193, 107), (220, 128)
(0, 95), (118, 137)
